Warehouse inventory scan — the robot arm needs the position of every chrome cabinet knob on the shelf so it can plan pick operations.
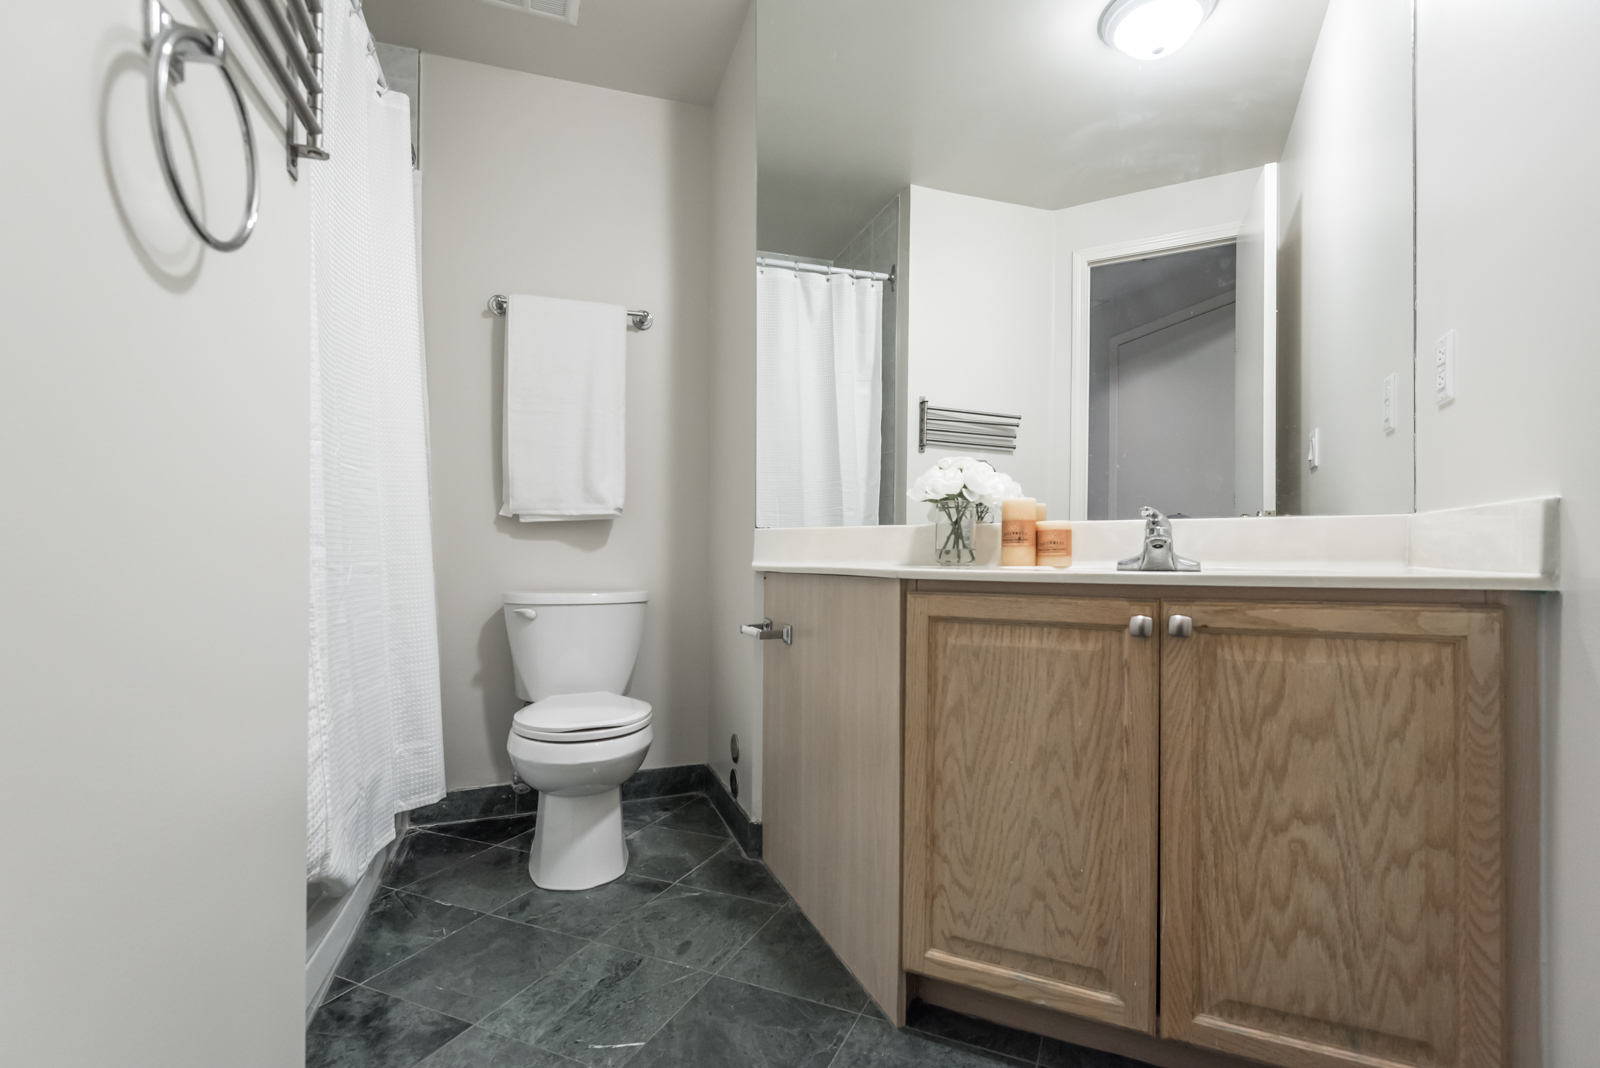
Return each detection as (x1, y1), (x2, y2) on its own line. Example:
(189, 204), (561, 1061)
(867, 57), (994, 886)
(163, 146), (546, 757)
(1129, 615), (1154, 638)
(1168, 615), (1194, 638)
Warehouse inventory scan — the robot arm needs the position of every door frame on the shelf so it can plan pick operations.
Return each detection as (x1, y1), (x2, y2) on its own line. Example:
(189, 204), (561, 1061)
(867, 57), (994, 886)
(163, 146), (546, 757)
(1069, 224), (1240, 520)
(1106, 290), (1238, 519)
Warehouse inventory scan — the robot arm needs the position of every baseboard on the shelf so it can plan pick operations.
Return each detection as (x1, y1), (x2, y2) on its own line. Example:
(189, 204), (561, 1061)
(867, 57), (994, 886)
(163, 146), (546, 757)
(620, 763), (712, 801)
(408, 782), (528, 824)
(410, 764), (731, 825)
(704, 767), (763, 858)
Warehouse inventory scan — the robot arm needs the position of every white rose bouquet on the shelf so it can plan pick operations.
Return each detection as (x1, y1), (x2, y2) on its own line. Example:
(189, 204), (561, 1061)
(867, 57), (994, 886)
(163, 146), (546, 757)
(909, 456), (1024, 566)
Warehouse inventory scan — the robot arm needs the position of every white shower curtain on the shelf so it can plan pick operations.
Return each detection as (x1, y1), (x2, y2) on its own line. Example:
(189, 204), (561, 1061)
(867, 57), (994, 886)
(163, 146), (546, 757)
(306, 2), (445, 894)
(756, 266), (883, 527)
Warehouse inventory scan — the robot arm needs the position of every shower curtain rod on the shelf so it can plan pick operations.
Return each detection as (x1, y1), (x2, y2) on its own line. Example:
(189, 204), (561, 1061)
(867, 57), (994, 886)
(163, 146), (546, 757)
(756, 256), (891, 283)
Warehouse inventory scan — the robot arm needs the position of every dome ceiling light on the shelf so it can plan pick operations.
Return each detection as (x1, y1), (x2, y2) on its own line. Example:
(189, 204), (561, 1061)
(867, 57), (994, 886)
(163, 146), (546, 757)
(1098, 0), (1218, 61)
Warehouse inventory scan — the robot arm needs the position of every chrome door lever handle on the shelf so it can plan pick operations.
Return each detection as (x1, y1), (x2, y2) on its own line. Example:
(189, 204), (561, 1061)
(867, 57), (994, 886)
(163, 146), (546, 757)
(1129, 615), (1153, 638)
(1168, 615), (1194, 638)
(740, 619), (792, 645)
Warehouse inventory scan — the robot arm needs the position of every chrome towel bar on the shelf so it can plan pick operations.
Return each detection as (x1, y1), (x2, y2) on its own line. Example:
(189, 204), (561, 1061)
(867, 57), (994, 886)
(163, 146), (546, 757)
(488, 295), (654, 331)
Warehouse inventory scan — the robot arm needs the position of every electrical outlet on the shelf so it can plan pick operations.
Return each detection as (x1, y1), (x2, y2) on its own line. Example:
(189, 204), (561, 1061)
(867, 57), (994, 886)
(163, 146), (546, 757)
(1435, 330), (1456, 406)
(1382, 374), (1397, 433)
(1308, 428), (1320, 470)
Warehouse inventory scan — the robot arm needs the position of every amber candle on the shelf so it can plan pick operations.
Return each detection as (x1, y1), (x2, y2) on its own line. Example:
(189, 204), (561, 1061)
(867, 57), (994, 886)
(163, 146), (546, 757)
(1000, 497), (1037, 567)
(1036, 520), (1073, 568)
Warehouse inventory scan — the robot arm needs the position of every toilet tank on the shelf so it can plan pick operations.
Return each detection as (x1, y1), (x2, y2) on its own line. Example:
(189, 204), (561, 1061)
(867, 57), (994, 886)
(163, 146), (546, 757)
(503, 591), (647, 702)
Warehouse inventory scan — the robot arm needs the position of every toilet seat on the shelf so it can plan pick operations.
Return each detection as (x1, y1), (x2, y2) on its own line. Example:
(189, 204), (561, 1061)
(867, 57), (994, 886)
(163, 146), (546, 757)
(511, 691), (652, 743)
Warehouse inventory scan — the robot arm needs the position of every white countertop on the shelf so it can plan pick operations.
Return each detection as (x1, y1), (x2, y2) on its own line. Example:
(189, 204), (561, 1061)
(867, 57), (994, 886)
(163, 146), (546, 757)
(753, 498), (1560, 591)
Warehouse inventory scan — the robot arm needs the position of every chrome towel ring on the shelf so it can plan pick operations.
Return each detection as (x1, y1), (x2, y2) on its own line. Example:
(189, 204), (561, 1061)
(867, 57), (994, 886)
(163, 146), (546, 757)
(146, 21), (259, 252)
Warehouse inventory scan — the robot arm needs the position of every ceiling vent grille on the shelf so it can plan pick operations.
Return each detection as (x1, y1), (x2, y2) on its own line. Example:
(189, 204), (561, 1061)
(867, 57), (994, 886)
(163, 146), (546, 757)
(477, 0), (581, 24)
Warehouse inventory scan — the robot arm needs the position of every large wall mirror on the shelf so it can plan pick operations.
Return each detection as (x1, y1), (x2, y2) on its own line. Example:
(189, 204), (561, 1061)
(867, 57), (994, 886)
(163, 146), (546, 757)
(755, 0), (1415, 525)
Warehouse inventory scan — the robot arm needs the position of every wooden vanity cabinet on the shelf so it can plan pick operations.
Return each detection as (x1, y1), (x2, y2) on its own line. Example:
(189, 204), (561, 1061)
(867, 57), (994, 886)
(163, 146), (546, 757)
(902, 592), (1161, 1032)
(900, 589), (1517, 1068)
(1160, 600), (1505, 1068)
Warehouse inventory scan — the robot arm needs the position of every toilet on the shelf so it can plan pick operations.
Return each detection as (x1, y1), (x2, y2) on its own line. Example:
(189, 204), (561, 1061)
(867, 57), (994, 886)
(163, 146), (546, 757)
(503, 590), (651, 891)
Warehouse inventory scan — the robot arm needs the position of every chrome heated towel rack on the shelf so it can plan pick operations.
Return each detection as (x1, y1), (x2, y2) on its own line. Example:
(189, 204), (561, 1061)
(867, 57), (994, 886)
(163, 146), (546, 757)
(214, 0), (329, 173)
(141, 0), (330, 252)
(918, 398), (1021, 454)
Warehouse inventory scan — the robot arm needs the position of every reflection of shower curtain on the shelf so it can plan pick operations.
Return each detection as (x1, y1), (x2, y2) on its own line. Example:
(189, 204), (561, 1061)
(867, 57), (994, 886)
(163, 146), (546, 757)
(306, 1), (444, 895)
(756, 266), (883, 527)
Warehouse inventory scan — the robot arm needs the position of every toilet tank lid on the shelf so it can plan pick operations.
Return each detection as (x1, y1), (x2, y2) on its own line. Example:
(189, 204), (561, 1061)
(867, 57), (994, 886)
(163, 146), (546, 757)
(503, 590), (648, 605)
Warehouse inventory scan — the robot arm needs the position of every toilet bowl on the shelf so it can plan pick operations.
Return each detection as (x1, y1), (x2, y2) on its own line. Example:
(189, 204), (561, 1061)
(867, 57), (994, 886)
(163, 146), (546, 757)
(502, 591), (650, 891)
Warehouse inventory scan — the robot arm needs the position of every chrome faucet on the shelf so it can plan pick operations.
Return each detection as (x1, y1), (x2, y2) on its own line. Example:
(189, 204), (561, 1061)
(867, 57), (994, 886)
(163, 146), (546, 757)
(1117, 506), (1201, 572)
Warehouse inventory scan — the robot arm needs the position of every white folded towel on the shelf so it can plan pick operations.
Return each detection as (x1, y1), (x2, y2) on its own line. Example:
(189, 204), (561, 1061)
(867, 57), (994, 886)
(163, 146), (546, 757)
(500, 294), (627, 522)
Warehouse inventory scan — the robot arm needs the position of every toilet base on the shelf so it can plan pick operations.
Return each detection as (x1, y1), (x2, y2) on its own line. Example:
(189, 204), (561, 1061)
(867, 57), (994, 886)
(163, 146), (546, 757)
(528, 787), (628, 890)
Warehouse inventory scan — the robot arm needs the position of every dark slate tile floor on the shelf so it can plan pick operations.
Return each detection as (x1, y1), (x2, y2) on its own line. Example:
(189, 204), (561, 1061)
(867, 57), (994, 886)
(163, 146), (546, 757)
(310, 791), (1158, 1068)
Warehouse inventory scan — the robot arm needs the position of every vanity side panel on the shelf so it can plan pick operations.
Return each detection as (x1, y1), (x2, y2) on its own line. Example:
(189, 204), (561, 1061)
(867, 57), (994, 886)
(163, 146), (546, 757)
(761, 572), (904, 1021)
(1489, 592), (1541, 1068)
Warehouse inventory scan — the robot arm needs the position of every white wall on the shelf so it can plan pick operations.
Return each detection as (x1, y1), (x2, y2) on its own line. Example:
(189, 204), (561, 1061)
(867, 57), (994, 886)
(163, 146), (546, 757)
(419, 55), (714, 788)
(905, 185), (1056, 507)
(0, 2), (307, 1064)
(1413, 2), (1600, 1063)
(707, 6), (763, 818)
(1276, 0), (1415, 517)
(1050, 169), (1262, 514)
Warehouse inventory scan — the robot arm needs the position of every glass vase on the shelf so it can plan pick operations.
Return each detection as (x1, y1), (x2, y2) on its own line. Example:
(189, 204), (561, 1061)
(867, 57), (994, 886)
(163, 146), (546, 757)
(932, 499), (978, 567)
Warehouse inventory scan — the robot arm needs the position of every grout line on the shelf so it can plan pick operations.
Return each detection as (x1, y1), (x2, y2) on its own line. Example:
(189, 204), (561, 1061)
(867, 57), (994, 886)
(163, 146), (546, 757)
(455, 925), (596, 1033)
(822, 1010), (864, 1068)
(667, 844), (732, 889)
(707, 970), (869, 1018)
(341, 981), (478, 1030)
(330, 901), (450, 988)
(609, 959), (720, 1068)
(344, 902), (496, 990)
(383, 831), (500, 891)
(585, 873), (679, 946)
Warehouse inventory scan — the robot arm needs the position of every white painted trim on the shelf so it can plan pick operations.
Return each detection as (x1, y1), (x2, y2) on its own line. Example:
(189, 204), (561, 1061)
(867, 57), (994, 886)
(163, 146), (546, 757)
(1258, 163), (1279, 515)
(1069, 222), (1242, 520)
(305, 840), (392, 1024)
(1106, 291), (1238, 518)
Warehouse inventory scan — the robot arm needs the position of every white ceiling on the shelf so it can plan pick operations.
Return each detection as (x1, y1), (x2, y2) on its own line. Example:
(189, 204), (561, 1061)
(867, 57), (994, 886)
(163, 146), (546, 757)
(759, 0), (1333, 259)
(362, 0), (751, 107)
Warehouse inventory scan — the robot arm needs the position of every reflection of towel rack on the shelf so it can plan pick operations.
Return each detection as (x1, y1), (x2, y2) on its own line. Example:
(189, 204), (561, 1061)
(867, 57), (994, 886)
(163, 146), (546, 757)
(487, 294), (654, 332)
(919, 398), (1021, 453)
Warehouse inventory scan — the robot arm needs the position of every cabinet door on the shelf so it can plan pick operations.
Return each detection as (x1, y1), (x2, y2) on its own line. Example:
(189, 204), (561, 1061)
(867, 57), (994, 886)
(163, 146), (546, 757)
(904, 592), (1159, 1032)
(763, 572), (904, 1020)
(1160, 601), (1504, 1068)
